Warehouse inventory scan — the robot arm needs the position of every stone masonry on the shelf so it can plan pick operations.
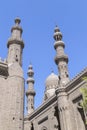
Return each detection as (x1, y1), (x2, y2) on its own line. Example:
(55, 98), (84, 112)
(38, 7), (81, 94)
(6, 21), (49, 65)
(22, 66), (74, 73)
(0, 19), (87, 130)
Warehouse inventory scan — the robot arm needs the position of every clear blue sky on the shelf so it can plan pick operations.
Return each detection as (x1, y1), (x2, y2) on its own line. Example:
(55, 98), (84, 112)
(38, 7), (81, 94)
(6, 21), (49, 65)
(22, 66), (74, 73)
(0, 0), (87, 113)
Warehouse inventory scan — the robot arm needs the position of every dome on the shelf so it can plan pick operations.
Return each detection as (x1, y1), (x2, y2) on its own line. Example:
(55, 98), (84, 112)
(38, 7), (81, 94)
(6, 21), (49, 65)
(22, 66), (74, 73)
(45, 72), (59, 89)
(44, 72), (59, 100)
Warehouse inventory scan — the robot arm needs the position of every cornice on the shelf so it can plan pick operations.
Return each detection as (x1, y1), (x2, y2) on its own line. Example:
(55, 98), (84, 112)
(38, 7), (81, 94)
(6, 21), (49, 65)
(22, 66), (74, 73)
(25, 94), (57, 121)
(65, 67), (87, 92)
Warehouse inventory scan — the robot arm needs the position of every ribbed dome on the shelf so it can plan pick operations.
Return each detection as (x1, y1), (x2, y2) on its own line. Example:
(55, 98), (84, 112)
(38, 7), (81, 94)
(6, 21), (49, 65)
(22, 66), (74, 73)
(44, 72), (59, 100)
(45, 72), (59, 90)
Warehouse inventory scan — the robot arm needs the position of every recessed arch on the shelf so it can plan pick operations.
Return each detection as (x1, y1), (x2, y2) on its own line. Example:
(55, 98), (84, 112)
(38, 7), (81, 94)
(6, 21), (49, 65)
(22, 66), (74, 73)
(41, 126), (47, 130)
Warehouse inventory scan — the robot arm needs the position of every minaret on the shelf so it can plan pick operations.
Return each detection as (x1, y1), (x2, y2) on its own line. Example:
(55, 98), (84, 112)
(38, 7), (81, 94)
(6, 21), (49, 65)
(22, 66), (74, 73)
(6, 18), (24, 130)
(54, 26), (69, 85)
(7, 17), (24, 66)
(54, 26), (75, 130)
(26, 64), (36, 114)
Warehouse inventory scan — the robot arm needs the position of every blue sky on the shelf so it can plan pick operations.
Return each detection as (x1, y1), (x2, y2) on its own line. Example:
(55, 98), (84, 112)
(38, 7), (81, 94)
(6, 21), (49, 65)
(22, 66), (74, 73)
(0, 0), (87, 113)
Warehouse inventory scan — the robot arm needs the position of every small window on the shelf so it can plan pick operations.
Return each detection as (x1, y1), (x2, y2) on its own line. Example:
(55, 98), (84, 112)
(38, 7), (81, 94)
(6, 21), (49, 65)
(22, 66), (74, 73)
(41, 126), (47, 130)
(13, 117), (15, 120)
(16, 58), (18, 62)
(15, 55), (18, 62)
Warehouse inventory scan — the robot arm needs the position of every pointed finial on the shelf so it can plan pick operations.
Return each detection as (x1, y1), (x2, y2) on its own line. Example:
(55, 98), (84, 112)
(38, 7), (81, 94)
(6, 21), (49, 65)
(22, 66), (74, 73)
(10, 17), (23, 34)
(29, 62), (32, 69)
(7, 18), (24, 49)
(54, 25), (60, 32)
(15, 17), (21, 25)
(28, 63), (33, 70)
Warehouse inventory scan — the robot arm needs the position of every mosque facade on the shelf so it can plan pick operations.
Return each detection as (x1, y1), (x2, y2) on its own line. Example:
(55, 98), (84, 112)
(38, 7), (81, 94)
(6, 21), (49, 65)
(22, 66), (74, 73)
(0, 18), (87, 130)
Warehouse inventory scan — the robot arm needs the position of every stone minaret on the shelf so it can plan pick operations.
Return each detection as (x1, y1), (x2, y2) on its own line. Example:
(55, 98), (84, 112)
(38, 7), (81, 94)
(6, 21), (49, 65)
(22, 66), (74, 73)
(54, 26), (69, 86)
(54, 26), (75, 130)
(26, 64), (36, 114)
(6, 18), (24, 130)
(7, 18), (24, 66)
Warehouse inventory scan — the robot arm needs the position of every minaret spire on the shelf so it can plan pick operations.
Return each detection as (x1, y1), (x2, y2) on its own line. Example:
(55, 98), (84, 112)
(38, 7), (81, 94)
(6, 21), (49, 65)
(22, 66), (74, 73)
(7, 18), (24, 66)
(54, 26), (75, 130)
(26, 64), (36, 114)
(54, 26), (69, 85)
(3, 18), (25, 130)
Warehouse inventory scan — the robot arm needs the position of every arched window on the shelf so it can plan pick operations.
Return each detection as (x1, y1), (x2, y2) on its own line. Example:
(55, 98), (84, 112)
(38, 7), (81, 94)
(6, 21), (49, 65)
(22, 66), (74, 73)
(41, 126), (47, 130)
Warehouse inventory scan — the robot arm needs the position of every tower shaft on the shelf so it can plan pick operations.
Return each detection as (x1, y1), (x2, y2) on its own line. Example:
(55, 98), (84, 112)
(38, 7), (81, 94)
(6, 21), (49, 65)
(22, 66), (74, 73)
(3, 18), (25, 130)
(54, 26), (74, 130)
(54, 26), (69, 85)
(7, 18), (24, 66)
(26, 65), (36, 114)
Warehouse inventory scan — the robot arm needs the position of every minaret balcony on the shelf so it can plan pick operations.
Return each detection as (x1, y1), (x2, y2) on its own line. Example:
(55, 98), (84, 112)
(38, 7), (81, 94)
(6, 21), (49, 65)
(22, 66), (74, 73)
(53, 31), (62, 41)
(7, 38), (24, 48)
(27, 77), (35, 84)
(55, 54), (68, 64)
(54, 41), (65, 49)
(11, 25), (23, 33)
(26, 90), (36, 96)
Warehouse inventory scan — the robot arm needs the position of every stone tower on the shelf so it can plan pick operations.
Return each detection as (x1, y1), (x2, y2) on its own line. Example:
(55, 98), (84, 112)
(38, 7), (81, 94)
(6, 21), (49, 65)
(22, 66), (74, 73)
(26, 64), (36, 114)
(0, 18), (24, 130)
(54, 26), (69, 86)
(7, 18), (24, 130)
(54, 26), (75, 130)
(7, 18), (24, 66)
